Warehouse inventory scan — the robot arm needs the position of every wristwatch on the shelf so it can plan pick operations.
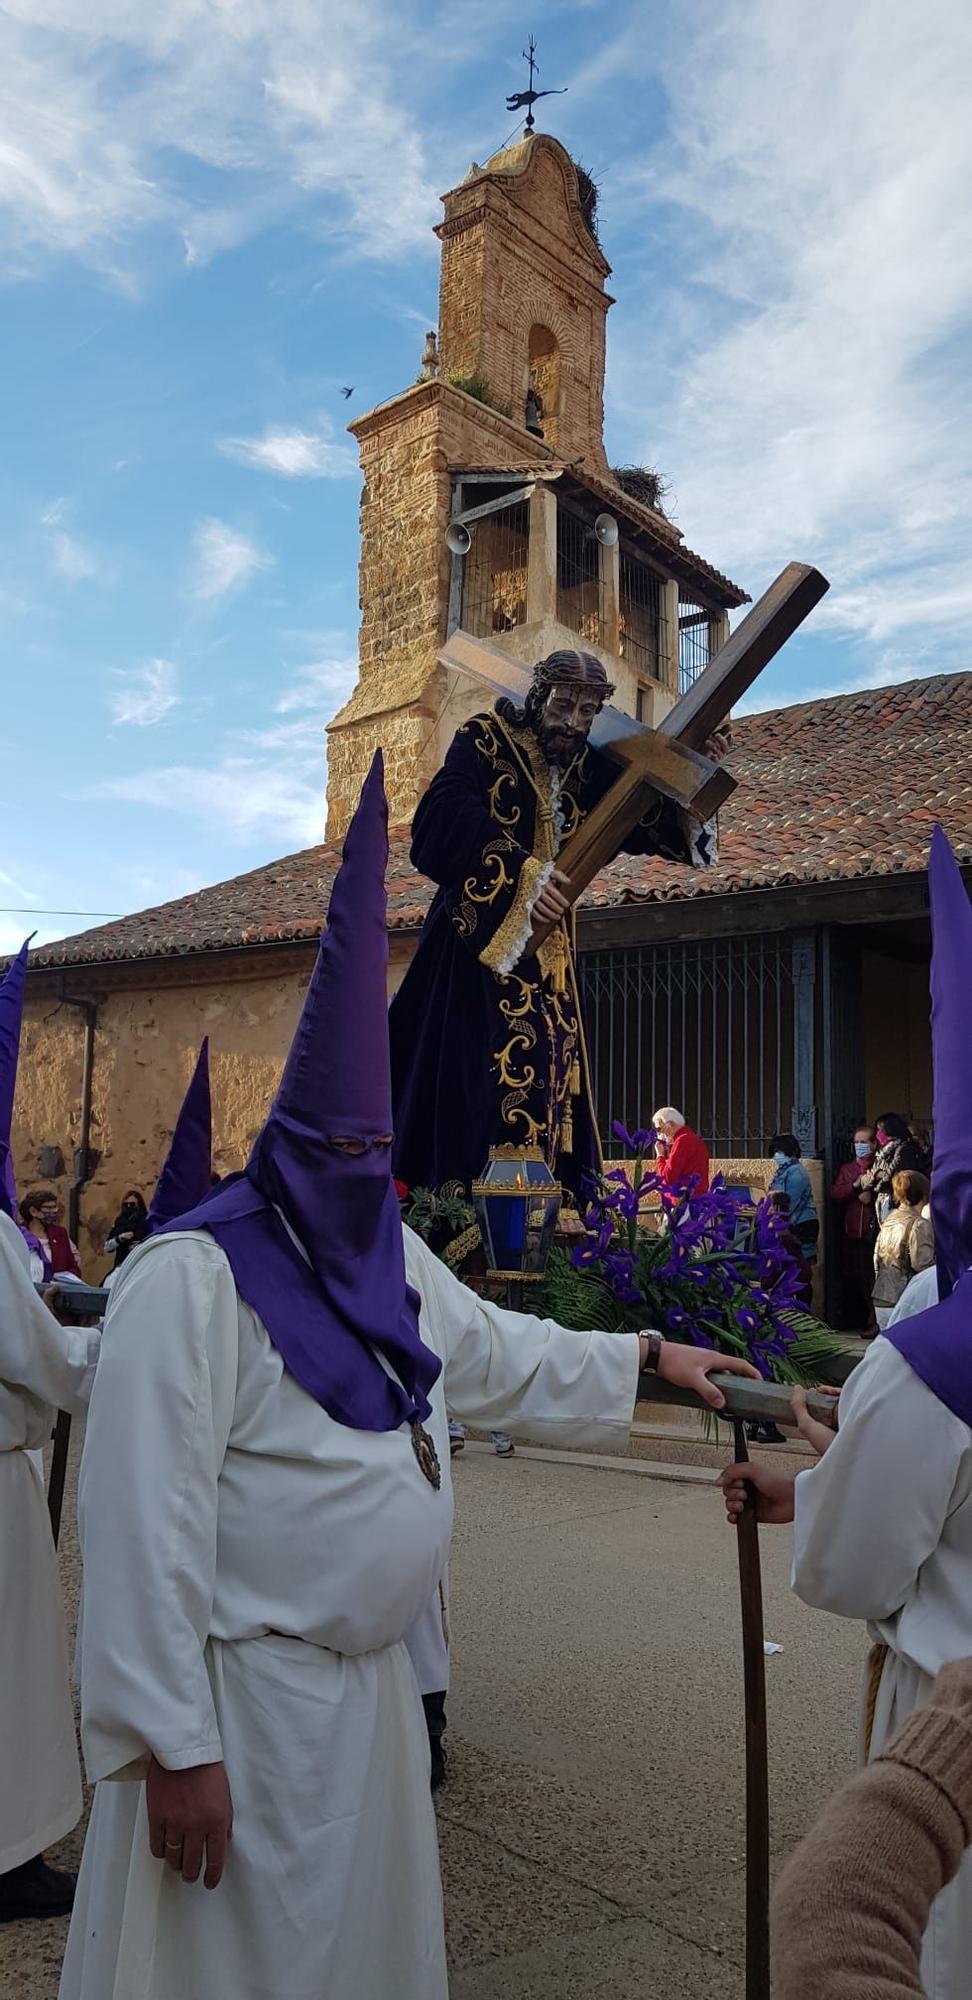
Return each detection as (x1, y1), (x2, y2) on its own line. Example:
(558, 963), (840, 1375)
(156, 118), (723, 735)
(641, 1330), (664, 1373)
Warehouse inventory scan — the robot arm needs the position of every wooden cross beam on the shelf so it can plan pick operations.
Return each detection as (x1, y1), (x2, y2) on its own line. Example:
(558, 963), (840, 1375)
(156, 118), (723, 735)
(440, 562), (829, 943)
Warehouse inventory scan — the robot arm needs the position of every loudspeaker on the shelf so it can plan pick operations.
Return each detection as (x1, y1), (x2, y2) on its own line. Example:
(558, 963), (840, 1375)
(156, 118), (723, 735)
(593, 512), (619, 548)
(445, 520), (473, 556)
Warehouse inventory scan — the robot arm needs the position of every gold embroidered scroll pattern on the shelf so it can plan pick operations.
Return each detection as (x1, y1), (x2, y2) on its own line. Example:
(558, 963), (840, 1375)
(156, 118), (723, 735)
(452, 837), (516, 941)
(494, 976), (544, 1149)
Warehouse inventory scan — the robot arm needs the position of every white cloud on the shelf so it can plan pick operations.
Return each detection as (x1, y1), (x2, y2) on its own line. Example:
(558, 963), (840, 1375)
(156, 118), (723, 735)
(49, 529), (99, 581)
(189, 518), (273, 602)
(0, 3), (440, 281)
(94, 740), (324, 846)
(274, 648), (359, 715)
(39, 496), (101, 580)
(609, 0), (972, 685)
(109, 657), (179, 727)
(218, 424), (357, 480)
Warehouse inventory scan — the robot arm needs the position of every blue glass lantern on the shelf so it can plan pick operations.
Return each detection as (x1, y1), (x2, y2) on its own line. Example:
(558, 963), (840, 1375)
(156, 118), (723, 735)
(472, 1145), (562, 1281)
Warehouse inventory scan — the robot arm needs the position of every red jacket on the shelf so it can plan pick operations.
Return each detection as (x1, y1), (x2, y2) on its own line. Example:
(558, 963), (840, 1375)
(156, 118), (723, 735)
(657, 1126), (710, 1194)
(830, 1158), (876, 1242)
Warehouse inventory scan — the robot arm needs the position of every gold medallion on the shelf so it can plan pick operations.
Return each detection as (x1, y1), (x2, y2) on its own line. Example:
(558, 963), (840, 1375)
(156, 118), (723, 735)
(411, 1423), (442, 1491)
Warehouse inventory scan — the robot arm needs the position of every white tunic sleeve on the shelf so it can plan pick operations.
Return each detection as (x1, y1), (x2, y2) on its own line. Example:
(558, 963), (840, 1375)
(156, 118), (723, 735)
(792, 1337), (970, 1623)
(0, 1210), (98, 1438)
(78, 1234), (238, 1784)
(405, 1229), (639, 1449)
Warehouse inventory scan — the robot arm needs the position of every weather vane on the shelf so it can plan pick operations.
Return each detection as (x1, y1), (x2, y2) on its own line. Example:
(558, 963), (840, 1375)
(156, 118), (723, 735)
(506, 35), (567, 132)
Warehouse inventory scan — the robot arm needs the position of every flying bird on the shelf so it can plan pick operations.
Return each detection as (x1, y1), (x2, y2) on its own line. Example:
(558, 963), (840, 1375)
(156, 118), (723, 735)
(340, 386), (355, 399)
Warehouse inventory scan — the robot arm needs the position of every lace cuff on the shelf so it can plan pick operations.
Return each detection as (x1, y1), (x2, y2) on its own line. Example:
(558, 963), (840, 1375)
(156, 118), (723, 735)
(480, 857), (554, 976)
(681, 812), (718, 869)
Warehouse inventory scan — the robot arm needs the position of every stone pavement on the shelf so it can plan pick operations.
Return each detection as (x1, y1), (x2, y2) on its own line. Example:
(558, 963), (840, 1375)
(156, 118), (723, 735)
(440, 1446), (863, 1997)
(2, 1434), (864, 1998)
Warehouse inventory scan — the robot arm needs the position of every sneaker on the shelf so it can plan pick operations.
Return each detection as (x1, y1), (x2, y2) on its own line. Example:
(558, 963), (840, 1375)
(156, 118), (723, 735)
(0, 1857), (77, 1924)
(748, 1422), (787, 1446)
(449, 1435), (464, 1457)
(493, 1439), (515, 1458)
(429, 1738), (447, 1790)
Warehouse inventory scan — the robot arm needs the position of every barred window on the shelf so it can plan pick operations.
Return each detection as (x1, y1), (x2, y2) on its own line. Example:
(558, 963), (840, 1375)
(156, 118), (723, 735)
(460, 494), (529, 637)
(619, 551), (667, 686)
(678, 596), (713, 692)
(556, 503), (603, 647)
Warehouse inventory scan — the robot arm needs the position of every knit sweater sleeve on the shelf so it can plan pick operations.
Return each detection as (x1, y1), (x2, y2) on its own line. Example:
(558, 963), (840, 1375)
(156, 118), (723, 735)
(771, 1658), (972, 1999)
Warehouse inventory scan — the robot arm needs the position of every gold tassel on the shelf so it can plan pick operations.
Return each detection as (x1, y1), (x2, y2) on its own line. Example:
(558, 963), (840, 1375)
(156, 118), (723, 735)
(561, 1106), (573, 1154)
(569, 1059), (581, 1096)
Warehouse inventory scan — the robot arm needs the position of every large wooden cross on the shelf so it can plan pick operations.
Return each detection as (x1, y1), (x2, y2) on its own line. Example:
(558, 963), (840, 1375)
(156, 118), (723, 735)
(439, 562), (829, 944)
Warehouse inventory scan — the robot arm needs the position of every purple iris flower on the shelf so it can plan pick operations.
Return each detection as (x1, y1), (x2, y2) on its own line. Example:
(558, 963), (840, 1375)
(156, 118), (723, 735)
(666, 1306), (692, 1333)
(611, 1119), (655, 1152)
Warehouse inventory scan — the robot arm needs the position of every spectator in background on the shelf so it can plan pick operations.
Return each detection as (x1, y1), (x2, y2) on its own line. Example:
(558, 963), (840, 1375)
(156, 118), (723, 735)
(860, 1112), (927, 1220)
(652, 1107), (710, 1194)
(769, 1134), (819, 1261)
(830, 1125), (879, 1332)
(19, 1190), (82, 1284)
(909, 1121), (934, 1178)
(103, 1190), (148, 1274)
(873, 1170), (933, 1329)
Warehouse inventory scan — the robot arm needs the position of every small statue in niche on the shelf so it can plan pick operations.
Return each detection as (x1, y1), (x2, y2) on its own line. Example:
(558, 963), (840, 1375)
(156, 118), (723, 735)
(420, 330), (440, 381)
(525, 378), (545, 437)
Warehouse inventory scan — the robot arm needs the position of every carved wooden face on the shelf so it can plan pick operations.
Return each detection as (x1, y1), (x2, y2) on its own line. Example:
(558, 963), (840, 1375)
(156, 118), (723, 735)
(535, 683), (604, 767)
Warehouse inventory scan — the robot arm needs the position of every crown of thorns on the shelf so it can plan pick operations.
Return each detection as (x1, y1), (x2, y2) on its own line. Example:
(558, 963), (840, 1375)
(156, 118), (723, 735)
(527, 650), (615, 713)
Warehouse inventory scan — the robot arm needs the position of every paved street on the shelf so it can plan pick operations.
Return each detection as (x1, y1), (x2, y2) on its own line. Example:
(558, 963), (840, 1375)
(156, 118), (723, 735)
(3, 1435), (864, 1999)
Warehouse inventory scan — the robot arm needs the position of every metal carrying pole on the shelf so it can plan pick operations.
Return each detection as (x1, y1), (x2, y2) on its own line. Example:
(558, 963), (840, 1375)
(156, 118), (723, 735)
(47, 1410), (72, 1546)
(731, 1417), (771, 2000)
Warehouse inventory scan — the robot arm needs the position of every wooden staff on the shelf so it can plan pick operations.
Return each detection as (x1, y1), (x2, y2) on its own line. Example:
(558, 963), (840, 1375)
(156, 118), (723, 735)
(48, 1409), (72, 1546)
(731, 1416), (771, 2000)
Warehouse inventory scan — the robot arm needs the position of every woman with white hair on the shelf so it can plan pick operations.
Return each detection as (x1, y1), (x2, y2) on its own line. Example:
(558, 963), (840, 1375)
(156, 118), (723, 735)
(652, 1106), (711, 1194)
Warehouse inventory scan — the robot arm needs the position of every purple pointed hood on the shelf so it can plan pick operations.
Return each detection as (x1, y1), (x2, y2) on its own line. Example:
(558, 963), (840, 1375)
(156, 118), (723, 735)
(162, 753), (441, 1432)
(887, 829), (972, 1421)
(147, 1039), (212, 1234)
(0, 938), (32, 1220)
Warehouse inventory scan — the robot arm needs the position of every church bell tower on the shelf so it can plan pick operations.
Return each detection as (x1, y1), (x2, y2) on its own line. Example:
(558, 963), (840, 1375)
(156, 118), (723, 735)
(325, 134), (745, 839)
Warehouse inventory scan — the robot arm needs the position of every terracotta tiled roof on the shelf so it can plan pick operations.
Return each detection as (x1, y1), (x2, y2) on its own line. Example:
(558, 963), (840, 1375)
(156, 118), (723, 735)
(25, 671), (972, 972)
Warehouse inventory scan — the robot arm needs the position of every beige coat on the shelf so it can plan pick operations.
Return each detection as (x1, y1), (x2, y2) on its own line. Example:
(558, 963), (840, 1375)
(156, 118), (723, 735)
(873, 1202), (933, 1311)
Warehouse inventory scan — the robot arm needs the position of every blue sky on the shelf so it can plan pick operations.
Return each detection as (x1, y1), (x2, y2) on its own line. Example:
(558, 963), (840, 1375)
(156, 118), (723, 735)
(2, 0), (970, 953)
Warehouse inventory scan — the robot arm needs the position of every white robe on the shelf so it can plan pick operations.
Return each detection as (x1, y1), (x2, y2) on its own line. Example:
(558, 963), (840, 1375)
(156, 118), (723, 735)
(0, 1210), (99, 1872)
(792, 1326), (972, 2000)
(60, 1224), (638, 2000)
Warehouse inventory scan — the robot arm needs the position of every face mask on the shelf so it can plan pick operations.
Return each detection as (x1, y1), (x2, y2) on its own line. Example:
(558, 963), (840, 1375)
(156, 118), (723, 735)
(854, 1142), (873, 1159)
(773, 1151), (789, 1167)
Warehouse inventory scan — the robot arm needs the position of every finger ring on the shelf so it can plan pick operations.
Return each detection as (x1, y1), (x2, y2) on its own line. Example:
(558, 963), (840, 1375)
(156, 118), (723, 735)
(165, 1839), (183, 1853)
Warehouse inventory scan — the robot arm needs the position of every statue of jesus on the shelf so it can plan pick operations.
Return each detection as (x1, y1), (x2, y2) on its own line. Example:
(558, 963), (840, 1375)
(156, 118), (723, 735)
(389, 649), (721, 1203)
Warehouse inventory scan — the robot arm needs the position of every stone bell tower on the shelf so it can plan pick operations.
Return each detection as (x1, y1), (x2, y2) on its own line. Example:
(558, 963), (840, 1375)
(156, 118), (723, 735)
(325, 134), (744, 839)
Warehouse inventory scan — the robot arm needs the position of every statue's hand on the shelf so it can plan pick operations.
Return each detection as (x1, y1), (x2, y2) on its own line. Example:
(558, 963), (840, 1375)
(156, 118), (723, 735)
(530, 869), (572, 937)
(704, 722), (733, 764)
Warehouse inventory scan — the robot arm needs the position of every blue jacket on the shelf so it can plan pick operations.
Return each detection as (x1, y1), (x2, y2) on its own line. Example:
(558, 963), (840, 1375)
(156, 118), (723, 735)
(769, 1158), (817, 1231)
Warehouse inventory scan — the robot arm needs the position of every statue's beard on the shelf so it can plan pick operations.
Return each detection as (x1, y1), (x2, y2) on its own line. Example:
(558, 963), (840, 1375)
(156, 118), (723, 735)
(535, 721), (588, 769)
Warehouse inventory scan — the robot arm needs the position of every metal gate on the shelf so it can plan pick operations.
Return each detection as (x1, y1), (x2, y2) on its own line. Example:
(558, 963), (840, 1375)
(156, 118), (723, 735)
(579, 934), (796, 1156)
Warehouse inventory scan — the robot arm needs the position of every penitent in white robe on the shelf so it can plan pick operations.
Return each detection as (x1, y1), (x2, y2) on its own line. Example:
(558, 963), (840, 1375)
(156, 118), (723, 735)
(792, 1323), (972, 2000)
(0, 1210), (99, 1873)
(60, 1224), (638, 2000)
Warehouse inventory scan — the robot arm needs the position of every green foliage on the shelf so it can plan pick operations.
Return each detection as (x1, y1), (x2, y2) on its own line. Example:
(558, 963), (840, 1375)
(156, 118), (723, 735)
(533, 1245), (627, 1332)
(442, 370), (510, 417)
(402, 1185), (475, 1248)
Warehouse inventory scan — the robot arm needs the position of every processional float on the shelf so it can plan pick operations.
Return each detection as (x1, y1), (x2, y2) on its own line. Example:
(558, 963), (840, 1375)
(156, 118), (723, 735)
(444, 561), (832, 2000)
